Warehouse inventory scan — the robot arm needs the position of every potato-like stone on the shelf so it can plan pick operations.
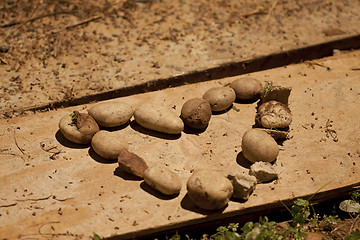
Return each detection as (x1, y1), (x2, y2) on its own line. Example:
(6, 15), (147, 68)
(118, 149), (148, 178)
(230, 77), (262, 100)
(88, 101), (133, 127)
(134, 103), (184, 134)
(181, 98), (212, 129)
(144, 166), (182, 195)
(91, 130), (128, 159)
(202, 87), (236, 112)
(187, 169), (233, 210)
(242, 129), (279, 163)
(59, 111), (99, 144)
(257, 100), (292, 128)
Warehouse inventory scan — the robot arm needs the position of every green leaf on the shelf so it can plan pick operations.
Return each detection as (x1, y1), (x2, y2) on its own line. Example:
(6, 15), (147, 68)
(224, 231), (241, 240)
(244, 232), (253, 240)
(228, 223), (239, 232)
(293, 213), (307, 225)
(294, 198), (309, 207)
(346, 231), (360, 240)
(93, 233), (102, 240)
(241, 222), (254, 233)
(290, 205), (303, 216)
(259, 216), (269, 224)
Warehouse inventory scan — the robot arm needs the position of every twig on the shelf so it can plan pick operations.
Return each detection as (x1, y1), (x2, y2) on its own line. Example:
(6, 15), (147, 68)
(0, 11), (74, 28)
(265, 0), (280, 22)
(305, 61), (331, 70)
(53, 196), (73, 202)
(13, 130), (25, 155)
(0, 202), (17, 208)
(16, 194), (52, 202)
(349, 214), (360, 235)
(240, 7), (267, 18)
(351, 68), (360, 71)
(38, 221), (60, 235)
(65, 16), (103, 30)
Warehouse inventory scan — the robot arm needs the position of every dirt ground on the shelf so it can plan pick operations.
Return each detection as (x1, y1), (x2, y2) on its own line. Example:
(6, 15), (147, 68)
(1, 0), (360, 117)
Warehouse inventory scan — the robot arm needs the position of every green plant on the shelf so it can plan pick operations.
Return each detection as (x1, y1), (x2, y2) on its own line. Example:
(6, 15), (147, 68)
(209, 223), (240, 240)
(346, 231), (360, 240)
(70, 111), (77, 124)
(262, 83), (272, 97)
(240, 216), (282, 240)
(351, 191), (360, 203)
(93, 233), (102, 240)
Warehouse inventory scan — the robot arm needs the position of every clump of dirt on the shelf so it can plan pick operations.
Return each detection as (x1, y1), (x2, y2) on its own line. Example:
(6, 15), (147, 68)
(71, 110), (99, 135)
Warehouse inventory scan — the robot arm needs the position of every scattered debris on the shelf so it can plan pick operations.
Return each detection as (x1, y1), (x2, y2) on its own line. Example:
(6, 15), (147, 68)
(40, 138), (63, 159)
(325, 119), (338, 142)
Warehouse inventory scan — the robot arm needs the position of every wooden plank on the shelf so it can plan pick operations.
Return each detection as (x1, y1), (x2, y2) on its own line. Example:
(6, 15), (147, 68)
(0, 50), (360, 239)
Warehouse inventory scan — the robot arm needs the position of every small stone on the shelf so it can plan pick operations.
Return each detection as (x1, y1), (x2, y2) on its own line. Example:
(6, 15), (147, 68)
(144, 165), (182, 195)
(118, 150), (148, 178)
(261, 82), (292, 105)
(256, 100), (292, 129)
(91, 130), (128, 159)
(228, 173), (257, 200)
(249, 161), (278, 183)
(339, 200), (360, 213)
(0, 45), (10, 53)
(187, 169), (233, 210)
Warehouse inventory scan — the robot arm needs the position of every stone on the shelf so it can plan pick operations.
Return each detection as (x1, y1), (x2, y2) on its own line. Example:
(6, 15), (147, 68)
(249, 161), (278, 183)
(228, 173), (257, 200)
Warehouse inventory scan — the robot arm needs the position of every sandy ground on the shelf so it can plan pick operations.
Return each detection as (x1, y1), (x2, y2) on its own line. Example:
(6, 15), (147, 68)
(1, 0), (360, 117)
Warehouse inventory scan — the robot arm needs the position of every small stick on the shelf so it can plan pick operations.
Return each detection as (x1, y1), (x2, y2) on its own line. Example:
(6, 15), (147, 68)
(54, 197), (73, 202)
(349, 213), (360, 235)
(265, 0), (280, 22)
(16, 194), (52, 202)
(305, 61), (331, 70)
(0, 11), (74, 28)
(0, 202), (17, 208)
(240, 7), (267, 18)
(13, 130), (25, 155)
(65, 16), (103, 30)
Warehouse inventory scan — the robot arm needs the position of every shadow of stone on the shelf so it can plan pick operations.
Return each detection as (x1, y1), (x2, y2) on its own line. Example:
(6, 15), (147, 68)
(55, 130), (89, 149)
(130, 120), (181, 140)
(139, 182), (178, 200)
(182, 124), (208, 135)
(236, 151), (252, 169)
(234, 97), (260, 105)
(88, 147), (117, 164)
(180, 194), (226, 215)
(211, 104), (233, 115)
(99, 121), (130, 132)
(113, 166), (143, 181)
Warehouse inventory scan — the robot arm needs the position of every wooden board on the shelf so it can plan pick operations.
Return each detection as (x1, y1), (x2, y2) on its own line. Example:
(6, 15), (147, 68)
(0, 50), (360, 239)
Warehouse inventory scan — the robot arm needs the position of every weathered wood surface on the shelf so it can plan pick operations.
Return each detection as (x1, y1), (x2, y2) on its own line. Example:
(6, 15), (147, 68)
(0, 50), (359, 239)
